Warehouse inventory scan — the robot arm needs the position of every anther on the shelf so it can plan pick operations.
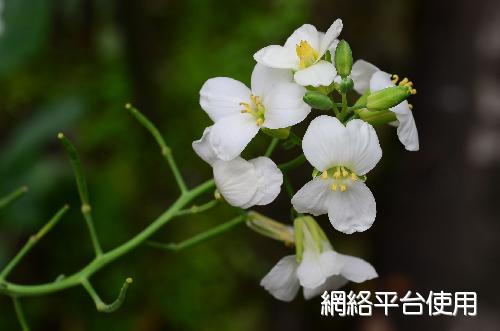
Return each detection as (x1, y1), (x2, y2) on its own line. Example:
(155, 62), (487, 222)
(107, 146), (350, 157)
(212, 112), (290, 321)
(340, 185), (347, 192)
(256, 118), (264, 126)
(331, 184), (338, 191)
(351, 173), (358, 181)
(333, 169), (341, 179)
(341, 167), (349, 178)
(391, 74), (399, 84)
(408, 103), (413, 110)
(399, 77), (409, 86)
(321, 171), (328, 179)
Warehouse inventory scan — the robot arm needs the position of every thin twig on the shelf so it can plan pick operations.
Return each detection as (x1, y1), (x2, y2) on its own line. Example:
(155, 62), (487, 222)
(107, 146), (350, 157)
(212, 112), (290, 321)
(81, 277), (133, 313)
(176, 200), (218, 217)
(0, 186), (28, 211)
(12, 297), (31, 331)
(264, 138), (279, 158)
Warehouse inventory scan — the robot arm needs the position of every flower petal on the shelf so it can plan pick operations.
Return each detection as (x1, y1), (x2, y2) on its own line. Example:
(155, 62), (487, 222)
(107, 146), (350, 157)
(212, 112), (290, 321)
(213, 157), (257, 207)
(319, 19), (343, 57)
(297, 250), (327, 288)
(209, 113), (259, 161)
(243, 157), (283, 208)
(200, 77), (251, 122)
(327, 181), (376, 234)
(292, 177), (333, 216)
(261, 255), (300, 302)
(250, 63), (293, 98)
(345, 119), (382, 175)
(302, 115), (350, 171)
(262, 83), (311, 129)
(351, 60), (380, 94)
(391, 101), (419, 151)
(192, 126), (218, 165)
(369, 70), (393, 92)
(253, 45), (299, 70)
(337, 253), (378, 283)
(303, 276), (349, 300)
(284, 24), (320, 51)
(328, 39), (339, 61)
(293, 60), (337, 87)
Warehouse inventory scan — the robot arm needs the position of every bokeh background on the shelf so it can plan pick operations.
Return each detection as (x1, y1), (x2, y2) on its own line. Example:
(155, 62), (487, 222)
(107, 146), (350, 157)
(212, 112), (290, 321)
(1, 0), (500, 330)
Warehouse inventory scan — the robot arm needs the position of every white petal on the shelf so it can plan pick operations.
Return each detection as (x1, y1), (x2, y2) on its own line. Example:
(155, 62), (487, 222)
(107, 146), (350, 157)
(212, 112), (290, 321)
(319, 19), (343, 57)
(369, 70), (393, 92)
(390, 101), (419, 151)
(200, 77), (251, 121)
(250, 63), (293, 98)
(327, 181), (376, 234)
(345, 119), (382, 175)
(302, 115), (350, 171)
(293, 60), (337, 87)
(192, 126), (218, 165)
(292, 177), (333, 216)
(209, 113), (259, 161)
(327, 39), (339, 61)
(260, 255), (300, 302)
(351, 60), (380, 94)
(213, 157), (257, 208)
(337, 253), (378, 283)
(262, 83), (311, 129)
(243, 157), (283, 208)
(297, 250), (327, 288)
(303, 276), (349, 300)
(253, 45), (299, 70)
(284, 24), (320, 51)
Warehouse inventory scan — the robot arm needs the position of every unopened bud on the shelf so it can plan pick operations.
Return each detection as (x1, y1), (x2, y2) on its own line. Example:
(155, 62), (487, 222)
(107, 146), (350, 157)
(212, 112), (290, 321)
(335, 39), (353, 78)
(366, 86), (411, 111)
(303, 91), (334, 110)
(246, 212), (294, 245)
(339, 77), (354, 93)
(261, 127), (290, 140)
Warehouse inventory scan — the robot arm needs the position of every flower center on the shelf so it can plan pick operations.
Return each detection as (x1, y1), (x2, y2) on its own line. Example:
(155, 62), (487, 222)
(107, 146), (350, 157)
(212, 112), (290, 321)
(391, 74), (417, 95)
(296, 40), (318, 69)
(240, 94), (265, 126)
(316, 166), (365, 192)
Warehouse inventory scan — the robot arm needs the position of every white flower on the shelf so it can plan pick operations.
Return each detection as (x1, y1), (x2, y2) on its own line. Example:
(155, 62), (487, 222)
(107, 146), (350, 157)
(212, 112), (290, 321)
(351, 59), (419, 151)
(254, 19), (343, 87)
(193, 127), (283, 208)
(260, 219), (377, 301)
(291, 115), (382, 234)
(200, 63), (311, 161)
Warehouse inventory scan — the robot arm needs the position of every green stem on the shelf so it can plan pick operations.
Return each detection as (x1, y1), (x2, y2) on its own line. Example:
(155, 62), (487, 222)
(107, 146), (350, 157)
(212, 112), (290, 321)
(264, 138), (279, 158)
(126, 103), (188, 194)
(81, 277), (133, 313)
(176, 200), (218, 217)
(0, 179), (215, 297)
(12, 297), (31, 331)
(147, 214), (247, 251)
(279, 154), (306, 172)
(0, 205), (69, 280)
(58, 133), (103, 257)
(0, 186), (28, 211)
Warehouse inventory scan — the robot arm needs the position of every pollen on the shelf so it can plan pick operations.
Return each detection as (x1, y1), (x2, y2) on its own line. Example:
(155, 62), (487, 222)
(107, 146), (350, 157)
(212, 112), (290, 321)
(392, 74), (417, 95)
(296, 40), (318, 69)
(331, 183), (338, 191)
(340, 185), (347, 192)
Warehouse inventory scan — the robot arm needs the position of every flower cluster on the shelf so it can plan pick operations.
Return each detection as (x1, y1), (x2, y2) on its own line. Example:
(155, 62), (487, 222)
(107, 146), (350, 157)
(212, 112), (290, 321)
(194, 19), (419, 301)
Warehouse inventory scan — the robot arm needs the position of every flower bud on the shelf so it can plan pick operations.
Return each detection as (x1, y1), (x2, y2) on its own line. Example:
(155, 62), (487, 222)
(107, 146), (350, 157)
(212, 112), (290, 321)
(338, 77), (354, 93)
(335, 39), (353, 78)
(303, 91), (334, 110)
(247, 211), (294, 244)
(261, 127), (290, 140)
(366, 86), (411, 111)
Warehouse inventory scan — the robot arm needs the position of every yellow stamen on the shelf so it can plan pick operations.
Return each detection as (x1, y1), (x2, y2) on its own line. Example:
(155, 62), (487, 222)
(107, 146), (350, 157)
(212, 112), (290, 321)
(411, 88), (417, 95)
(340, 185), (347, 192)
(391, 74), (399, 84)
(331, 184), (338, 191)
(341, 167), (349, 178)
(256, 118), (264, 126)
(296, 40), (318, 69)
(239, 102), (252, 113)
(399, 77), (409, 86)
(333, 170), (341, 179)
(408, 103), (413, 110)
(321, 171), (328, 179)
(351, 173), (358, 181)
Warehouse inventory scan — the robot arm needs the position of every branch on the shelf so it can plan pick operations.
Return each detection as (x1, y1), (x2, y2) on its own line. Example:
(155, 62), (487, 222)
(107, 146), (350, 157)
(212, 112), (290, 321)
(126, 103), (188, 194)
(0, 186), (28, 211)
(58, 133), (103, 257)
(12, 297), (31, 331)
(278, 154), (306, 172)
(175, 200), (218, 217)
(81, 277), (133, 313)
(0, 205), (69, 280)
(264, 138), (279, 157)
(147, 214), (247, 251)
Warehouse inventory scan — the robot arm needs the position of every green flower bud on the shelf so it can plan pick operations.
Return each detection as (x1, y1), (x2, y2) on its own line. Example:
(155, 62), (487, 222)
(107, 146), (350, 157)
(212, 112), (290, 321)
(303, 91), (334, 110)
(247, 211), (294, 244)
(338, 77), (354, 93)
(366, 86), (411, 111)
(261, 127), (290, 140)
(335, 39), (353, 78)
(293, 218), (305, 262)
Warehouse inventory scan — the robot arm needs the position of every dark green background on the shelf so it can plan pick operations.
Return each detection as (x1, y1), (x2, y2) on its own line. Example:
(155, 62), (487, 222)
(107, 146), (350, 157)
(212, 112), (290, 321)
(1, 0), (499, 330)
